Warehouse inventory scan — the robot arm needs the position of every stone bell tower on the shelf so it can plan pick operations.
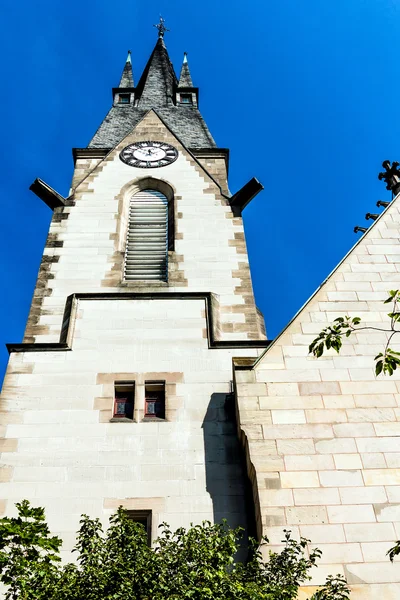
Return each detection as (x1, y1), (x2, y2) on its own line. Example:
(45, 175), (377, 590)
(0, 21), (267, 554)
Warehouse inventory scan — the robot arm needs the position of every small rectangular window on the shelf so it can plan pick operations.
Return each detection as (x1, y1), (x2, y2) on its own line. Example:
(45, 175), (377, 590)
(180, 93), (192, 104)
(113, 382), (135, 420)
(144, 381), (165, 419)
(118, 93), (130, 104)
(126, 510), (152, 546)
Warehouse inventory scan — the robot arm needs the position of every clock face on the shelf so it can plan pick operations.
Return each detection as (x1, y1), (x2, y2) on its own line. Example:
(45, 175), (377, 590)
(120, 141), (178, 168)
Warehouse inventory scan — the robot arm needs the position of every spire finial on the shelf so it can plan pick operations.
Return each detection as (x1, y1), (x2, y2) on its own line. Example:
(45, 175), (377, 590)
(126, 50), (132, 64)
(183, 52), (188, 64)
(153, 16), (169, 38)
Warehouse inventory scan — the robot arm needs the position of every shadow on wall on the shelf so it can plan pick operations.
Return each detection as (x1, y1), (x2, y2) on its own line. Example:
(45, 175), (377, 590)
(202, 392), (256, 561)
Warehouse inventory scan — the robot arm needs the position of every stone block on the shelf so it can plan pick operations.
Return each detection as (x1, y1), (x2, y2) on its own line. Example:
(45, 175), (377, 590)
(277, 439), (315, 455)
(285, 506), (327, 524)
(333, 454), (362, 470)
(259, 489), (294, 507)
(386, 487), (400, 503)
(345, 563), (400, 584)
(299, 524), (345, 543)
(299, 382), (341, 396)
(258, 369), (321, 383)
(315, 438), (357, 454)
(262, 525), (300, 544)
(361, 453), (386, 469)
(319, 470), (363, 487)
(306, 563), (345, 586)
(356, 437), (400, 453)
(333, 423), (375, 437)
(339, 486), (387, 505)
(271, 410), (306, 424)
(294, 488), (340, 506)
(327, 504), (376, 523)
(266, 383), (299, 396)
(280, 471), (320, 488)
(347, 408), (396, 422)
(374, 422), (400, 437)
(284, 454), (334, 471)
(263, 424), (333, 439)
(363, 469), (400, 486)
(259, 395), (323, 409)
(309, 542), (362, 564)
(384, 453), (400, 467)
(0, 439), (18, 452)
(341, 381), (397, 395)
(374, 503), (400, 522)
(263, 507), (286, 527)
(252, 456), (285, 471)
(361, 541), (396, 562)
(305, 409), (347, 423)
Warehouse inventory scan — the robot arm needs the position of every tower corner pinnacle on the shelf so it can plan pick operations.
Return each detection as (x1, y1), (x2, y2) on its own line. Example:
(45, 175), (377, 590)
(118, 50), (134, 88)
(178, 52), (194, 88)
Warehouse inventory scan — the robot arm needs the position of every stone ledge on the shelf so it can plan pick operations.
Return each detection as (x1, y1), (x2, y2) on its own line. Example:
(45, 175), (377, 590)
(7, 292), (272, 354)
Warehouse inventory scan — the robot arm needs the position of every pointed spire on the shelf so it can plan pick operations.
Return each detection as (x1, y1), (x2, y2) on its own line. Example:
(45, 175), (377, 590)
(178, 52), (194, 88)
(118, 50), (134, 87)
(136, 37), (177, 108)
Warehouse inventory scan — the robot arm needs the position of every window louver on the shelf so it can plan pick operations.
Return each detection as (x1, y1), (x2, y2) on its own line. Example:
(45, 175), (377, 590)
(124, 189), (168, 281)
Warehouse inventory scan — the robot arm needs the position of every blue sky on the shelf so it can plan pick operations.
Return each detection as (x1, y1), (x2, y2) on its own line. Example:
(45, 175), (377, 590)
(0, 0), (399, 384)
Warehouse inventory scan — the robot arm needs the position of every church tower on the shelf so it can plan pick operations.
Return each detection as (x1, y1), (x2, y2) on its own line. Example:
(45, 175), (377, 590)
(0, 22), (267, 552)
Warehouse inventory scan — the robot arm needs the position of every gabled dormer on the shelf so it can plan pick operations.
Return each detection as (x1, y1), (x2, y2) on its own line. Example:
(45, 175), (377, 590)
(112, 50), (135, 106)
(176, 53), (199, 108)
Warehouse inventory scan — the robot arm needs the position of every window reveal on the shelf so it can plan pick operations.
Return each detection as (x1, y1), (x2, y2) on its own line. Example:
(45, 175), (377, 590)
(126, 510), (152, 546)
(144, 381), (165, 419)
(180, 93), (192, 104)
(118, 93), (130, 104)
(113, 382), (135, 419)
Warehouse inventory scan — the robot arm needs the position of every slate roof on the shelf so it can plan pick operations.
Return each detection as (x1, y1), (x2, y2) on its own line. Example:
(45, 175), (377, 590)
(88, 38), (216, 149)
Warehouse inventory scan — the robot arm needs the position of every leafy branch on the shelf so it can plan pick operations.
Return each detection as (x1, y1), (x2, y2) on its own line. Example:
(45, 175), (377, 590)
(0, 501), (351, 600)
(309, 290), (400, 376)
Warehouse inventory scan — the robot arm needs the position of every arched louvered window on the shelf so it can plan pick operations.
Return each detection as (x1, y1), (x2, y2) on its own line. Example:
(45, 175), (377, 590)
(124, 189), (168, 281)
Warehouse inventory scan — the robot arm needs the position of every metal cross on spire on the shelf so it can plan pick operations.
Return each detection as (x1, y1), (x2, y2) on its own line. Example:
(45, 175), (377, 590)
(153, 16), (169, 38)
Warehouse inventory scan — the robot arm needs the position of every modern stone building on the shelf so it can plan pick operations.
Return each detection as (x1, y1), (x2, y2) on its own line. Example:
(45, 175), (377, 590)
(1, 22), (400, 599)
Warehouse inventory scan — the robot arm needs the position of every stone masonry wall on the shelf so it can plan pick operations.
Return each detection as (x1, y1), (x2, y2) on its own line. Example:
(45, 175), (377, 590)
(2, 297), (261, 562)
(24, 111), (264, 344)
(234, 194), (400, 598)
(0, 108), (268, 572)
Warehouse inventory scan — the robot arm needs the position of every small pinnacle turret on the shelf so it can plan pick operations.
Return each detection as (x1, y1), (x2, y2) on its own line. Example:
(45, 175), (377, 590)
(118, 50), (134, 87)
(178, 53), (194, 88)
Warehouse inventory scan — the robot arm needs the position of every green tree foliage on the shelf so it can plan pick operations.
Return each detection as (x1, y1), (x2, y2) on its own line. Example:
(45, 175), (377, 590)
(309, 290), (400, 376)
(0, 501), (351, 600)
(387, 540), (400, 563)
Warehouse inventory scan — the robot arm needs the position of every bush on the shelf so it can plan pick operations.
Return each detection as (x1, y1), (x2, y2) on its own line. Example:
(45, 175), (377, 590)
(0, 500), (350, 600)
